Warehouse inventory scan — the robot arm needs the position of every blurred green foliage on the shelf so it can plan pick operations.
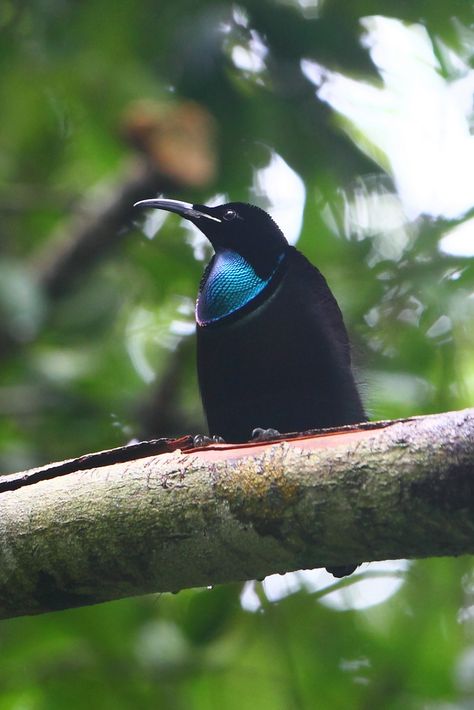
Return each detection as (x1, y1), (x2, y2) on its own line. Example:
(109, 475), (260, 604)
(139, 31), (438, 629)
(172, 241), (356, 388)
(1, 1), (474, 707)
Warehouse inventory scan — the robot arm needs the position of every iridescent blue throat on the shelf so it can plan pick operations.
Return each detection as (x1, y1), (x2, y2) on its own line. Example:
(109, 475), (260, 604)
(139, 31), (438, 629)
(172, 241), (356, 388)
(196, 249), (285, 326)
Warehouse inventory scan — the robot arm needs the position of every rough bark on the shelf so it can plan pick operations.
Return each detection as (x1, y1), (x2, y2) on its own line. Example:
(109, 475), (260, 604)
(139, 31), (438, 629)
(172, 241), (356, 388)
(1, 408), (474, 620)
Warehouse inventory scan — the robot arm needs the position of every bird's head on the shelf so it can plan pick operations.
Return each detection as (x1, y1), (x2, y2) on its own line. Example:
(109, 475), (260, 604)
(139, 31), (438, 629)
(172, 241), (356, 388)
(134, 198), (289, 278)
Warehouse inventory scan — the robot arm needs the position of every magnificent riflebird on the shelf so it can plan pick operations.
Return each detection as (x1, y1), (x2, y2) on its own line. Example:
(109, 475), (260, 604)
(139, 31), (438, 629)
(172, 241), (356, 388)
(135, 198), (366, 576)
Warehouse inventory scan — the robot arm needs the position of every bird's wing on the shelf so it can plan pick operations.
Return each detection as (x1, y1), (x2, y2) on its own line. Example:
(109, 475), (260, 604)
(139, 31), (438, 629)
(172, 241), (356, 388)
(289, 248), (353, 368)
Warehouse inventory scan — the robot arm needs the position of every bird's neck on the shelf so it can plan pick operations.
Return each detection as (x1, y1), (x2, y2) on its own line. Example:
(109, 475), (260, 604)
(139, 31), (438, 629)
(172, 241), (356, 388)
(196, 248), (286, 326)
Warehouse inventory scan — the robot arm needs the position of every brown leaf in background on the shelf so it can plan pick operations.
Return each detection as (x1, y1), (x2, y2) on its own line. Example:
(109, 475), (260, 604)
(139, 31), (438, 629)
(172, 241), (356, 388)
(122, 99), (217, 187)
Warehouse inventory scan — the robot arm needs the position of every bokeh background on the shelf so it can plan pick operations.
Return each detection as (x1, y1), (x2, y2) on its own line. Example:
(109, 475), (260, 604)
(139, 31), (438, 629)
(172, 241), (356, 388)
(2, 1), (474, 707)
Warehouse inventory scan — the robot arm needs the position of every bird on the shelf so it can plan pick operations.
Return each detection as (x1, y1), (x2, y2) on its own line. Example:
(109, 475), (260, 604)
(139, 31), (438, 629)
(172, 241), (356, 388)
(134, 198), (366, 576)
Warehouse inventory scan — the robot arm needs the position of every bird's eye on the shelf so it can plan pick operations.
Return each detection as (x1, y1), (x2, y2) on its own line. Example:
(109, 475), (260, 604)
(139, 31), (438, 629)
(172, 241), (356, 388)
(223, 208), (237, 221)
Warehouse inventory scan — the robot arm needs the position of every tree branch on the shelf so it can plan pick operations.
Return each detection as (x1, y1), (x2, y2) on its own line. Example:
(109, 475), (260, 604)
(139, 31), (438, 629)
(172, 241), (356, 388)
(1, 408), (474, 620)
(34, 163), (178, 299)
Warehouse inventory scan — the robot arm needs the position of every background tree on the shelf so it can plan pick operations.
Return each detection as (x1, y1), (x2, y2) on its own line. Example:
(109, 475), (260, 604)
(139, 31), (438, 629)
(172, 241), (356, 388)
(1, 1), (474, 707)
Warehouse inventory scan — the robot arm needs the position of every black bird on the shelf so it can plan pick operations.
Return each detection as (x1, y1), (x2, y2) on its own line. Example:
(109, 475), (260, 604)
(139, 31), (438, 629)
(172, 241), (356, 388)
(135, 198), (366, 576)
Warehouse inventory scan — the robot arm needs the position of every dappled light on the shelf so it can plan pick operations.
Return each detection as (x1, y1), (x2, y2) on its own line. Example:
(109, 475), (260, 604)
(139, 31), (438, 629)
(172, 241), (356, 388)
(303, 16), (474, 221)
(252, 151), (306, 245)
(241, 561), (410, 613)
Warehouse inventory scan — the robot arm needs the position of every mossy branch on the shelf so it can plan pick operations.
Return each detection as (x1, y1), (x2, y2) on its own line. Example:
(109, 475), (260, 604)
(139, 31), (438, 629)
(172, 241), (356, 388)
(1, 408), (474, 620)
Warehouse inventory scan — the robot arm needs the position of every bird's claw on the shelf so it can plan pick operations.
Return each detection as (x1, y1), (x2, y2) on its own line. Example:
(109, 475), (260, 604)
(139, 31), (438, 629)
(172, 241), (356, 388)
(193, 434), (225, 447)
(251, 427), (281, 441)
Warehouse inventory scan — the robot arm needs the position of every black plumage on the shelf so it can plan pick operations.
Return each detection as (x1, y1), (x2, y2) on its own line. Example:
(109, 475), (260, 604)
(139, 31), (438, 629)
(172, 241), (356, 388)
(196, 243), (366, 442)
(134, 198), (366, 576)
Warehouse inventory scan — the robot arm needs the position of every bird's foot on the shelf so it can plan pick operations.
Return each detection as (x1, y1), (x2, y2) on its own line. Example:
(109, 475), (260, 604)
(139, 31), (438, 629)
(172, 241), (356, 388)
(193, 434), (225, 447)
(326, 565), (358, 578)
(251, 427), (281, 441)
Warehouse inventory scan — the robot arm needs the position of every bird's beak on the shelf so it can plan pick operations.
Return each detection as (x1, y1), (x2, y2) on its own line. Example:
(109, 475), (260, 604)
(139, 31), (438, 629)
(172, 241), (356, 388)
(133, 198), (221, 223)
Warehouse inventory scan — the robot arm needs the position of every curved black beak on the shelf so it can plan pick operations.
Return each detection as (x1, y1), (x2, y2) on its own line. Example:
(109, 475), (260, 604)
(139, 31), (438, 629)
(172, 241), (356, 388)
(133, 198), (221, 222)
